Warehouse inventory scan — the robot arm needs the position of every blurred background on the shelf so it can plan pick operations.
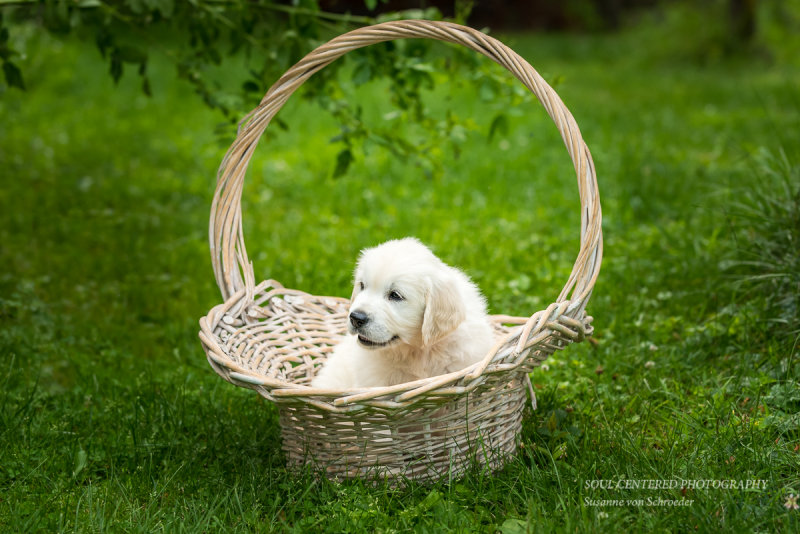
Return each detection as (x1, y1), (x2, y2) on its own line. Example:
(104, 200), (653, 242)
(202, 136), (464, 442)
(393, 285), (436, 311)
(324, 0), (714, 31)
(1, 0), (799, 531)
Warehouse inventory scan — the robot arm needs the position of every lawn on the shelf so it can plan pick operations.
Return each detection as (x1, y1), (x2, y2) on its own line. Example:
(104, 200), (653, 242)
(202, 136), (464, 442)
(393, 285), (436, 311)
(1, 8), (799, 533)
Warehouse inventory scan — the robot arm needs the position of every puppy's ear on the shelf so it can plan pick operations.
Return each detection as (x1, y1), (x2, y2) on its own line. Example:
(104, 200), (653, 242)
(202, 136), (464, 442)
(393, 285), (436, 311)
(422, 274), (466, 347)
(350, 266), (363, 303)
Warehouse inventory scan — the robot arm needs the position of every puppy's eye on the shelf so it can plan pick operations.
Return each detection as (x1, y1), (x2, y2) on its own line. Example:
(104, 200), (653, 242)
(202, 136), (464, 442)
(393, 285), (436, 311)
(357, 281), (365, 291)
(387, 290), (404, 302)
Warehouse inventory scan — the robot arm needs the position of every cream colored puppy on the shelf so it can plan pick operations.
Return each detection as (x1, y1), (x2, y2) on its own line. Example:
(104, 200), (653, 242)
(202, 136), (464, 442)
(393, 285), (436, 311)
(312, 238), (494, 389)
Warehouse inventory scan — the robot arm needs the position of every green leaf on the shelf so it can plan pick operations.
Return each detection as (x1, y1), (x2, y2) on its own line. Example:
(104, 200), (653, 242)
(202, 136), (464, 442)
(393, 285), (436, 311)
(274, 117), (289, 131)
(242, 80), (260, 93)
(488, 113), (509, 141)
(3, 61), (25, 90)
(109, 55), (123, 84)
(499, 518), (528, 534)
(547, 410), (558, 432)
(364, 0), (378, 10)
(73, 448), (87, 477)
(351, 61), (372, 86)
(418, 489), (442, 511)
(407, 61), (434, 73)
(548, 73), (566, 88)
(115, 45), (146, 64)
(95, 28), (113, 58)
(158, 0), (176, 18)
(333, 149), (353, 178)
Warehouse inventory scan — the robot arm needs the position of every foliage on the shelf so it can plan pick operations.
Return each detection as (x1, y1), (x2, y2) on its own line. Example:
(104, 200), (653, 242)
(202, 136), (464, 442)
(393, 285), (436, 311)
(1, 0), (494, 176)
(723, 148), (800, 345)
(625, 0), (800, 64)
(1, 0), (374, 114)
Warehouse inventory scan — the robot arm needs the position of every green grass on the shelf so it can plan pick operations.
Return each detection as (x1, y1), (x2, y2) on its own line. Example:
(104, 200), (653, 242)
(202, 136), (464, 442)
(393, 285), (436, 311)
(2, 9), (800, 533)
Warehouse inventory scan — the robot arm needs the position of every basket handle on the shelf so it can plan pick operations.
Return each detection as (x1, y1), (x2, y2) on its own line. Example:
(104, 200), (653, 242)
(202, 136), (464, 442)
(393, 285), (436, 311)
(210, 20), (602, 318)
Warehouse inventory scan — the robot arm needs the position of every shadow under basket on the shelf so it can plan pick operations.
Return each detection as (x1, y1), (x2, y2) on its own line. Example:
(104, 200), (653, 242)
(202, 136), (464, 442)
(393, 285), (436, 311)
(198, 20), (602, 484)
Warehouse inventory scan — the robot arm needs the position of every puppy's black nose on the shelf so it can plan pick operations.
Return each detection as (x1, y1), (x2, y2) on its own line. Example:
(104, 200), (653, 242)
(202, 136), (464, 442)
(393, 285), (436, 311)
(349, 310), (369, 329)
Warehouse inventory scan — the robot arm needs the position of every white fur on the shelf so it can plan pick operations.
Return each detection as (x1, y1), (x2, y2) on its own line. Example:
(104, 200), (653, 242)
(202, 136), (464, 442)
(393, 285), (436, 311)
(312, 238), (494, 389)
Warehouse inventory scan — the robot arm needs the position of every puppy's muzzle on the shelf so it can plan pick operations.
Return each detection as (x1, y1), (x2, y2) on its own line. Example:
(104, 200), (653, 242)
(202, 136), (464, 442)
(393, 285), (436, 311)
(349, 310), (369, 329)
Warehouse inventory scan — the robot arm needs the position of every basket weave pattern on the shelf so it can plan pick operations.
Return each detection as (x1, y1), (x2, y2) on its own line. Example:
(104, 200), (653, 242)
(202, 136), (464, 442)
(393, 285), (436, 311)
(199, 20), (602, 482)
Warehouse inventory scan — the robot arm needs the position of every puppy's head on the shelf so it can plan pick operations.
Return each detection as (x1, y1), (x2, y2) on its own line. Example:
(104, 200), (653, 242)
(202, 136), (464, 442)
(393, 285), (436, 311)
(347, 238), (466, 351)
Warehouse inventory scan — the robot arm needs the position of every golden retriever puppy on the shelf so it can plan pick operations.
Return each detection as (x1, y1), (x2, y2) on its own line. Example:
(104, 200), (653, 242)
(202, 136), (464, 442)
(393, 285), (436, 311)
(312, 238), (494, 389)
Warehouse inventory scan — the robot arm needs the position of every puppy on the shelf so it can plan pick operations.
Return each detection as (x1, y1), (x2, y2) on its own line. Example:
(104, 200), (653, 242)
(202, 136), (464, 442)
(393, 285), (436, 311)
(312, 238), (494, 389)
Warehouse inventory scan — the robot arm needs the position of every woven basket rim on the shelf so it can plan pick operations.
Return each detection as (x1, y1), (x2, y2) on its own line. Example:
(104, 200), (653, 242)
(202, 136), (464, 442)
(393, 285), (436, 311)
(199, 278), (594, 411)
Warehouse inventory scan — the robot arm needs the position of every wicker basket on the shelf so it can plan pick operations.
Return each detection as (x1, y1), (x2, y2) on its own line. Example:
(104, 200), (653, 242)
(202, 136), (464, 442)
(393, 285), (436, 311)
(198, 20), (602, 483)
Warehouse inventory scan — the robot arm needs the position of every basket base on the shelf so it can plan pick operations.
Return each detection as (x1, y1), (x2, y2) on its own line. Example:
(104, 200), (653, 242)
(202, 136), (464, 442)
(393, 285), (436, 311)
(278, 376), (527, 484)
